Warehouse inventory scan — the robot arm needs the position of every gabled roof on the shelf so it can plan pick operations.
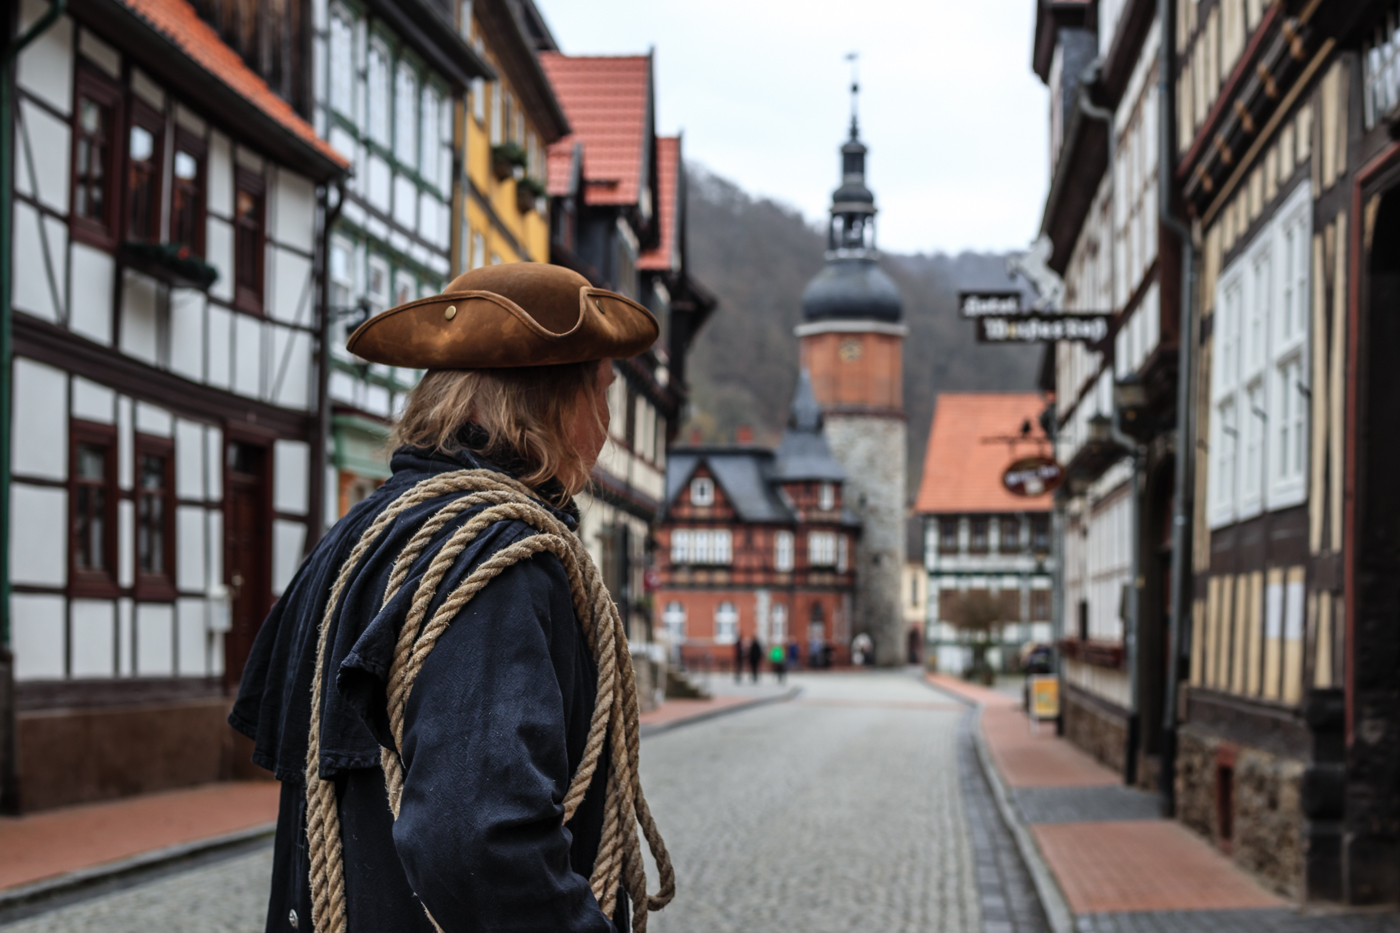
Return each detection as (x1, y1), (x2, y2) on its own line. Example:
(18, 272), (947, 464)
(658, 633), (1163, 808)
(539, 53), (651, 207)
(665, 451), (792, 523)
(639, 135), (680, 271)
(772, 371), (846, 482)
(105, 0), (348, 179)
(915, 393), (1053, 514)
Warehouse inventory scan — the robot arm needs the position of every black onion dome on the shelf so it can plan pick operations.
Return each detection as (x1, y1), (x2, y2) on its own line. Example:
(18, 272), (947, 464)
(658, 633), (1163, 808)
(801, 258), (903, 322)
(832, 180), (875, 205)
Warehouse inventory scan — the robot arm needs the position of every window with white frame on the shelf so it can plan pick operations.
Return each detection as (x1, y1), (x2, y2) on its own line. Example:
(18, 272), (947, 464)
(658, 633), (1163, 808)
(329, 9), (354, 117)
(670, 529), (731, 566)
(818, 482), (835, 511)
(689, 477), (714, 507)
(394, 62), (418, 167)
(471, 78), (485, 125)
(1209, 181), (1312, 527)
(490, 82), (503, 145)
(809, 531), (837, 567)
(837, 534), (849, 572)
(714, 602), (738, 643)
(662, 601), (686, 643)
(774, 530), (794, 571)
(367, 42), (390, 148)
(420, 84), (440, 188)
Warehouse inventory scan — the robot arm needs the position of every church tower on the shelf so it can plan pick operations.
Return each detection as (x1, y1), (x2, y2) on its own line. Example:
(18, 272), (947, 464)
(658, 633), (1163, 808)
(797, 84), (907, 666)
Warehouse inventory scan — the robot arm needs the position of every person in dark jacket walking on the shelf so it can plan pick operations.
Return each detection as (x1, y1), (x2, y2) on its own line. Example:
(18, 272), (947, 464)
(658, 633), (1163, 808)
(747, 637), (764, 683)
(230, 264), (673, 933)
(734, 636), (745, 683)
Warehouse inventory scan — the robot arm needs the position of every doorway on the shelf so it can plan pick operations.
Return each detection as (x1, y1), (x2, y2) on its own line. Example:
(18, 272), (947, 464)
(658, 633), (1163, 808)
(224, 439), (271, 690)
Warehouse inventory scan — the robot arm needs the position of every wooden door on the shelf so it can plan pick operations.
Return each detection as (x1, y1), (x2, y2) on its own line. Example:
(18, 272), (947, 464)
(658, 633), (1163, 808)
(224, 439), (270, 690)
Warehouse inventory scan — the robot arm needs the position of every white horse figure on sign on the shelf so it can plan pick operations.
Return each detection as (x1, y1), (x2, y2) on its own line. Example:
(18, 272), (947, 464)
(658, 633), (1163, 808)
(1006, 234), (1066, 312)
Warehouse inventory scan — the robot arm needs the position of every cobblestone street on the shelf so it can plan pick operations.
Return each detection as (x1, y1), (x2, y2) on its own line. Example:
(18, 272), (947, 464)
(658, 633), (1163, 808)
(5, 671), (1034, 932)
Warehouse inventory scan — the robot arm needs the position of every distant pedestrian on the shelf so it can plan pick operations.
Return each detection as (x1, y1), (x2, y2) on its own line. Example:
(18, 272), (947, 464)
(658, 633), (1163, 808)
(770, 642), (787, 684)
(734, 636), (745, 683)
(787, 639), (800, 671)
(747, 637), (764, 683)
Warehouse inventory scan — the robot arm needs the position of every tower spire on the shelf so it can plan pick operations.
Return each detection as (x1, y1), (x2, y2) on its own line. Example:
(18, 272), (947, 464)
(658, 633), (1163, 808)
(846, 52), (860, 139)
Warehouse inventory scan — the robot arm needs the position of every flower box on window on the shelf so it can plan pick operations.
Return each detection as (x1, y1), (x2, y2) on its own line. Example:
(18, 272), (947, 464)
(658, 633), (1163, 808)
(516, 176), (546, 213)
(119, 241), (219, 291)
(491, 142), (527, 181)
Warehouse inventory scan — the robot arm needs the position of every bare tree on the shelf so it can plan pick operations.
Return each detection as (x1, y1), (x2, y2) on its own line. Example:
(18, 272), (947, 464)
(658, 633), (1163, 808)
(945, 590), (1001, 684)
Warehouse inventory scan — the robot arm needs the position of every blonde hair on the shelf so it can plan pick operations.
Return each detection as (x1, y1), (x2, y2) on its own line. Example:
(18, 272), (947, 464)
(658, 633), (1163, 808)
(391, 362), (603, 501)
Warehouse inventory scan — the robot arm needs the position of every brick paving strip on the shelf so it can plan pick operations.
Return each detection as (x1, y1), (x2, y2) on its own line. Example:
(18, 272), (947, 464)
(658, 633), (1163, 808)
(924, 674), (1400, 933)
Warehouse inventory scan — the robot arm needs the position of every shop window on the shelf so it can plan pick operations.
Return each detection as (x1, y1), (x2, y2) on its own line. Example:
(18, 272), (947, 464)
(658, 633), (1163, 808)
(938, 517), (959, 554)
(234, 169), (265, 312)
(70, 67), (124, 248)
(135, 435), (176, 599)
(69, 421), (118, 597)
(170, 131), (207, 256)
(774, 530), (794, 571)
(969, 517), (990, 554)
(999, 516), (1021, 552)
(125, 102), (164, 243)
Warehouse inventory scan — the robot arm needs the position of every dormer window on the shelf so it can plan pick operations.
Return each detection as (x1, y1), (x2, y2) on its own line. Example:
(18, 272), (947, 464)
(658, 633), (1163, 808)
(690, 477), (714, 507)
(818, 482), (835, 511)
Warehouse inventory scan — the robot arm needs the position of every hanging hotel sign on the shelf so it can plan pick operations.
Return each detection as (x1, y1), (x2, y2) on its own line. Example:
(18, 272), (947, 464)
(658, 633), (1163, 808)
(976, 313), (1111, 346)
(1002, 455), (1066, 497)
(958, 290), (1023, 318)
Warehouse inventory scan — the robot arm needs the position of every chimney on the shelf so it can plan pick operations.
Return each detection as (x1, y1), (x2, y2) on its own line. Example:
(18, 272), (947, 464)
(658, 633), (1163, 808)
(736, 425), (754, 445)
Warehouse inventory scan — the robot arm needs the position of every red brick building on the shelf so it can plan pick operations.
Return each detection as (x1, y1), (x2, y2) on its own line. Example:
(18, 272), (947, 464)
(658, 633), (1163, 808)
(656, 374), (858, 668)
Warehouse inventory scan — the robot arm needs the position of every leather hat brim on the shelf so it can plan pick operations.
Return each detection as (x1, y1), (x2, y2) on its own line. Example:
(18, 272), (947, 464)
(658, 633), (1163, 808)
(346, 285), (660, 369)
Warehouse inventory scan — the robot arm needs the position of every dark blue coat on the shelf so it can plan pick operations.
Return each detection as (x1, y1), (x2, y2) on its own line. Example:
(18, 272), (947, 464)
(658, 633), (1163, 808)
(230, 446), (622, 933)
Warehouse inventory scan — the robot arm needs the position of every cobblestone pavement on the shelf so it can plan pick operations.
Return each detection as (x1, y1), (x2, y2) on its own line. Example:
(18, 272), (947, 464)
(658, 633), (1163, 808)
(7, 670), (1044, 932)
(0, 846), (272, 932)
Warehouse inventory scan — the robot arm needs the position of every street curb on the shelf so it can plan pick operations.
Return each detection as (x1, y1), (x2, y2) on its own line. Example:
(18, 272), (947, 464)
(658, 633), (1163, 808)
(639, 686), (800, 739)
(918, 676), (1075, 933)
(0, 821), (276, 916)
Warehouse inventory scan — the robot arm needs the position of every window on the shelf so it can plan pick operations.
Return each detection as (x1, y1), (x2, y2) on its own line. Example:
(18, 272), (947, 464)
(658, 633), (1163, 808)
(126, 103), (163, 243)
(809, 531), (837, 567)
(771, 603), (787, 642)
(1210, 182), (1312, 526)
(837, 534), (849, 572)
(1030, 515), (1050, 554)
(135, 435), (175, 598)
(170, 131), (206, 256)
(393, 269), (416, 308)
(367, 42), (390, 147)
(969, 517), (990, 554)
(689, 476), (714, 507)
(775, 530), (794, 571)
(71, 68), (123, 247)
(818, 482), (835, 511)
(939, 517), (959, 554)
(714, 602), (738, 644)
(1030, 589), (1052, 621)
(1000, 589), (1022, 622)
(471, 77), (485, 125)
(490, 82), (503, 145)
(662, 601), (686, 643)
(420, 84), (442, 189)
(234, 170), (265, 312)
(670, 529), (731, 566)
(366, 255), (390, 314)
(329, 9), (354, 117)
(1000, 516), (1021, 552)
(395, 61), (418, 167)
(471, 231), (485, 270)
(70, 423), (118, 596)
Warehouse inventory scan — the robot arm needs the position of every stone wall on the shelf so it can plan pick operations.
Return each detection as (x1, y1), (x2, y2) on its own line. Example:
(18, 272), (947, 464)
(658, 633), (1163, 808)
(1063, 686), (1128, 775)
(824, 415), (906, 666)
(1174, 723), (1305, 899)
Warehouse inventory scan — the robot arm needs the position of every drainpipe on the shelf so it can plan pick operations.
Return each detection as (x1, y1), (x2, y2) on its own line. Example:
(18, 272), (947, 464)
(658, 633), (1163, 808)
(309, 180), (345, 546)
(1157, 0), (1198, 818)
(1, 0), (67, 814)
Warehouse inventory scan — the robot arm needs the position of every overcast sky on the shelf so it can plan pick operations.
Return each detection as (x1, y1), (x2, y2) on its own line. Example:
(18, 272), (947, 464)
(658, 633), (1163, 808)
(535, 0), (1049, 255)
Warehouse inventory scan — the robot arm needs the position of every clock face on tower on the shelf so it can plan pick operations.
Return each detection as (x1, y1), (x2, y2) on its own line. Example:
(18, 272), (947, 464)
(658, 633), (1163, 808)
(838, 338), (863, 362)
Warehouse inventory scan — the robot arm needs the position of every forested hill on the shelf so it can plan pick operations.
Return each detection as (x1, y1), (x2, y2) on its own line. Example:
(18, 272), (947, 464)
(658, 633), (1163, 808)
(681, 166), (1043, 498)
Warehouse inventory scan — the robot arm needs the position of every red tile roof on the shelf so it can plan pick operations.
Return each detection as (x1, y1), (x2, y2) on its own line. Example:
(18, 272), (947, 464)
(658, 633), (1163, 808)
(638, 135), (679, 271)
(546, 137), (579, 197)
(915, 393), (1053, 514)
(539, 53), (650, 207)
(120, 0), (348, 171)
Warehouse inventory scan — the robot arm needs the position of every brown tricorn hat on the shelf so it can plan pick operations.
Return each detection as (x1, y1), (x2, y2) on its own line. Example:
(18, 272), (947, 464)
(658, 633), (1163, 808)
(346, 262), (659, 368)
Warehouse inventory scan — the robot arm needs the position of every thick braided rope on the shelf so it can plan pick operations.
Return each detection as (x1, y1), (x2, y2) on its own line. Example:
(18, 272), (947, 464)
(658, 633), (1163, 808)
(304, 470), (674, 933)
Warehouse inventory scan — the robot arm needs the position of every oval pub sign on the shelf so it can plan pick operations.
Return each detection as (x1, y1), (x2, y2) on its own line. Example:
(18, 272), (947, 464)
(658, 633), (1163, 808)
(1002, 456), (1065, 497)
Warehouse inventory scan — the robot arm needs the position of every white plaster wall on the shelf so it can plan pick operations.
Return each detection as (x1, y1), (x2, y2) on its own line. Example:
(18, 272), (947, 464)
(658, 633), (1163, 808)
(169, 288), (206, 382)
(206, 217), (235, 304)
(135, 401), (172, 436)
(274, 440), (310, 515)
(135, 603), (174, 675)
(71, 376), (115, 423)
(176, 505), (206, 592)
(233, 314), (262, 397)
(69, 243), (114, 345)
(269, 324), (312, 410)
(71, 599), (115, 678)
(176, 598), (207, 675)
(117, 597), (133, 675)
(206, 305), (233, 390)
(11, 202), (64, 322)
(77, 29), (120, 77)
(13, 357), (67, 480)
(367, 155), (391, 213)
(120, 272), (160, 364)
(269, 248), (313, 325)
(117, 498), (134, 588)
(205, 426), (223, 500)
(11, 593), (65, 680)
(175, 419), (205, 500)
(10, 485), (66, 586)
(274, 171), (317, 247)
(272, 519), (307, 595)
(116, 396), (133, 489)
(206, 508), (224, 594)
(16, 98), (70, 213)
(208, 132), (233, 216)
(16, 2), (72, 114)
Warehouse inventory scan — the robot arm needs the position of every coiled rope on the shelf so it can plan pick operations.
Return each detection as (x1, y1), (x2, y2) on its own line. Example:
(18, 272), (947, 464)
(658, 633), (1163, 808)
(303, 469), (674, 933)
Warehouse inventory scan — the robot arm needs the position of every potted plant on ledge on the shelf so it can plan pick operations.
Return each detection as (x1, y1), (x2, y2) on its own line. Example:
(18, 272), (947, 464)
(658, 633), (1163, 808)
(491, 142), (527, 181)
(516, 176), (546, 214)
(119, 242), (219, 291)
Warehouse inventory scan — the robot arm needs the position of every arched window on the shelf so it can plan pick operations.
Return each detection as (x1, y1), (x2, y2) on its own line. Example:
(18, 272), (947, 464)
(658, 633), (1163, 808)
(662, 601), (686, 643)
(771, 603), (788, 643)
(714, 602), (738, 644)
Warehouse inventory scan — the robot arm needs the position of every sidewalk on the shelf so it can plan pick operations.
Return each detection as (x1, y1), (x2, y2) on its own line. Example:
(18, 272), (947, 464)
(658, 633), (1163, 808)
(639, 679), (795, 736)
(926, 673), (1400, 932)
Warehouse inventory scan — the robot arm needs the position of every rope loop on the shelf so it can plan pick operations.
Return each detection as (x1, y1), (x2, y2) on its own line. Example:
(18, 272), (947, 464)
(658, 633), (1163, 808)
(303, 470), (673, 932)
